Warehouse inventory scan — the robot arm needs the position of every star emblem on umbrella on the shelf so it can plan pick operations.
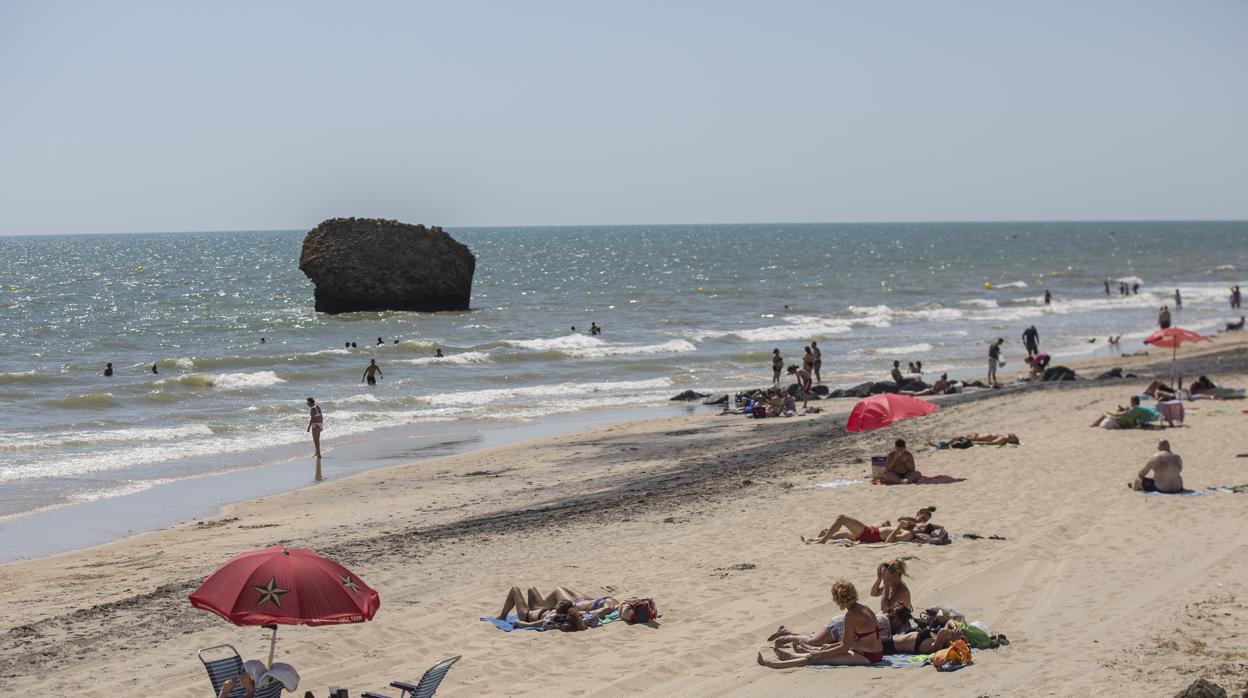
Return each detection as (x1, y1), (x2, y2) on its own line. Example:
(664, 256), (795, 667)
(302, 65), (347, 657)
(253, 576), (290, 608)
(340, 574), (361, 594)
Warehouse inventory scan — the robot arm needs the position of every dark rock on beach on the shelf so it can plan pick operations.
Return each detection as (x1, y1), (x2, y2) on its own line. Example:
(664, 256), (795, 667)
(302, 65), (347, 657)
(670, 390), (709, 401)
(299, 218), (476, 313)
(1175, 678), (1227, 698)
(1096, 367), (1123, 380)
(810, 385), (830, 396)
(702, 394), (729, 405)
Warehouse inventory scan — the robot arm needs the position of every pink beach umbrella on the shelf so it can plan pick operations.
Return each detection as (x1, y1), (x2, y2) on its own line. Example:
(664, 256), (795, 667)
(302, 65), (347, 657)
(1143, 327), (1210, 386)
(845, 394), (939, 433)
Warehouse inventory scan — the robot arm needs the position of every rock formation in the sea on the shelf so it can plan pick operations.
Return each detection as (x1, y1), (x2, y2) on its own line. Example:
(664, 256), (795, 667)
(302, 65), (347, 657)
(299, 218), (475, 313)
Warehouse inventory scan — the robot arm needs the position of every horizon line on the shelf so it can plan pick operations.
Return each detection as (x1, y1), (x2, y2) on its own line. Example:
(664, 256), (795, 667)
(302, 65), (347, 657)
(1, 217), (1246, 238)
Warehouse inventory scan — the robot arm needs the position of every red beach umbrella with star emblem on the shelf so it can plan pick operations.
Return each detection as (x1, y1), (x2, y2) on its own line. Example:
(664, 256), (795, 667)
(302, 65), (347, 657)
(189, 545), (379, 665)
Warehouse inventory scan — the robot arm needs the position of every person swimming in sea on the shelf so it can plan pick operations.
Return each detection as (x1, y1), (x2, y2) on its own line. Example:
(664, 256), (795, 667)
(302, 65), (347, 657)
(435, 348), (445, 358)
(259, 337), (267, 344)
(103, 363), (113, 377)
(376, 336), (384, 346)
(362, 359), (383, 385)
(151, 363), (158, 375)
(589, 322), (601, 336)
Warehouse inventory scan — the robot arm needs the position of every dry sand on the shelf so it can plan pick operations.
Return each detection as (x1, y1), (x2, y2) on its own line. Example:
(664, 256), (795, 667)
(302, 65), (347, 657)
(3, 336), (1248, 696)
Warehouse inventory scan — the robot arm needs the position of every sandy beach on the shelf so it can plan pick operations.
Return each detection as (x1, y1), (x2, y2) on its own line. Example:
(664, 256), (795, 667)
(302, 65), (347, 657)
(3, 335), (1248, 696)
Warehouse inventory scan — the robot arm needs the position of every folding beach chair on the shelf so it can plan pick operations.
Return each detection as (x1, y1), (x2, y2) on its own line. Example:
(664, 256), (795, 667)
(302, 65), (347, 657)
(198, 645), (286, 698)
(361, 656), (462, 698)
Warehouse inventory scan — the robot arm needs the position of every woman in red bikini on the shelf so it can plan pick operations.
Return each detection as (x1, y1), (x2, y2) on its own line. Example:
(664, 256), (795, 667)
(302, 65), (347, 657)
(757, 579), (886, 668)
(801, 514), (916, 545)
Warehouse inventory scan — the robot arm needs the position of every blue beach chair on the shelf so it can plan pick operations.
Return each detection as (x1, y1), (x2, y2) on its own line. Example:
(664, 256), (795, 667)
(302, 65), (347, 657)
(198, 644), (285, 698)
(361, 656), (462, 698)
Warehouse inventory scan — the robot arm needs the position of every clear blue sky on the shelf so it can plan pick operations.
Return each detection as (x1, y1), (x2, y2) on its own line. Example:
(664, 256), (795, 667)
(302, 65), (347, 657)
(1, 1), (1245, 234)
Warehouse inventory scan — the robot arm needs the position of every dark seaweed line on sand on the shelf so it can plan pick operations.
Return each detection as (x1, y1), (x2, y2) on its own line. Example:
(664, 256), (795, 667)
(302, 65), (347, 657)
(4, 346), (1244, 677)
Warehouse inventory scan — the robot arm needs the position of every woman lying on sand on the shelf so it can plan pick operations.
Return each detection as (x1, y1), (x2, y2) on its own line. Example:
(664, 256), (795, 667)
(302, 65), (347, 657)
(803, 511), (944, 545)
(758, 579), (886, 667)
(774, 619), (963, 664)
(527, 586), (619, 613)
(495, 587), (592, 631)
(901, 373), (952, 396)
(802, 515), (914, 544)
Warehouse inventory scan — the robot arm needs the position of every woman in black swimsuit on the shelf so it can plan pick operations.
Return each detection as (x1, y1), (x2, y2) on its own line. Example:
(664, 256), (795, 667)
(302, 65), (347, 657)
(494, 588), (589, 631)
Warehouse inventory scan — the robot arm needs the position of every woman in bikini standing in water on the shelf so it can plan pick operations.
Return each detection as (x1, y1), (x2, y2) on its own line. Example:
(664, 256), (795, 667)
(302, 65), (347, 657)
(306, 397), (323, 457)
(758, 579), (885, 667)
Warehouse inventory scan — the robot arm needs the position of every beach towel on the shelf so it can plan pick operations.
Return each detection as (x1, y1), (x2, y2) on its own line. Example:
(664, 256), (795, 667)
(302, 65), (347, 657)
(809, 654), (933, 669)
(872, 475), (965, 485)
(480, 615), (544, 632)
(1208, 484), (1248, 494)
(480, 611), (620, 632)
(816, 479), (860, 489)
(1141, 489), (1206, 497)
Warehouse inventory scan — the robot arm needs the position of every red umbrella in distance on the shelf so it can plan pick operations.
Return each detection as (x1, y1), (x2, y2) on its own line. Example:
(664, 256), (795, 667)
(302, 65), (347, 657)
(1143, 327), (1210, 385)
(846, 394), (939, 433)
(189, 546), (380, 666)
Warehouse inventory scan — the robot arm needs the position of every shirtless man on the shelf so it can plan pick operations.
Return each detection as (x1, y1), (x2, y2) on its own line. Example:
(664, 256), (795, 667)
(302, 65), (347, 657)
(771, 349), (784, 384)
(883, 439), (921, 484)
(103, 362), (114, 377)
(811, 341), (822, 385)
(361, 359), (383, 385)
(306, 397), (323, 457)
(890, 360), (905, 385)
(1130, 439), (1183, 493)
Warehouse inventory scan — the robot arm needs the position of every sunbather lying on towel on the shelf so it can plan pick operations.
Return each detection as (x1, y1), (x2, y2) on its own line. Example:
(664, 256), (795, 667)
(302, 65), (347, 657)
(527, 586), (620, 613)
(802, 514), (946, 545)
(1143, 380), (1177, 400)
(495, 587), (594, 631)
(758, 579), (886, 667)
(952, 432), (1020, 445)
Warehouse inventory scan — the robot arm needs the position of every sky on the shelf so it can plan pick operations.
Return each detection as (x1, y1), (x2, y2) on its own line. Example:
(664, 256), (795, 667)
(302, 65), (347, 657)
(1, 1), (1245, 235)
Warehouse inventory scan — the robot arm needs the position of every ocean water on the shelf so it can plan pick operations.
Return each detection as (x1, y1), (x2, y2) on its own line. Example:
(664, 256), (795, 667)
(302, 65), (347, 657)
(0, 221), (1244, 519)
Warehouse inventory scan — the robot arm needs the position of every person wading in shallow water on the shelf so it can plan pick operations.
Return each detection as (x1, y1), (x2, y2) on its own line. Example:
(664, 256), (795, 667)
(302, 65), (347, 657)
(362, 358), (383, 386)
(306, 397), (324, 458)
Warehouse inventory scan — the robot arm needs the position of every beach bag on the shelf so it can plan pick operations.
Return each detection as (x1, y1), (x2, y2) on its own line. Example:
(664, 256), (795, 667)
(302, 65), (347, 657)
(957, 621), (992, 650)
(930, 639), (972, 668)
(870, 456), (888, 479)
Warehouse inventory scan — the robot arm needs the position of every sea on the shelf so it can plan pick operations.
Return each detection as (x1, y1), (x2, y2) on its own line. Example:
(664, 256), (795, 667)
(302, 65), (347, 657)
(0, 221), (1244, 538)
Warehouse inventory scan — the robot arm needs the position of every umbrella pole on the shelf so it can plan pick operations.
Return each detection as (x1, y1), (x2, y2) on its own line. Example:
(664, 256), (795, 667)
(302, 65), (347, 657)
(267, 625), (278, 668)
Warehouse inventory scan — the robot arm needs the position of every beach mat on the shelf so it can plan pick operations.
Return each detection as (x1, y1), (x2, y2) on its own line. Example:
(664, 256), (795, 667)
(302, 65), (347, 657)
(480, 614), (543, 632)
(815, 479), (860, 489)
(480, 611), (621, 632)
(1141, 489), (1206, 497)
(1208, 484), (1248, 493)
(810, 654), (935, 669)
(872, 475), (965, 486)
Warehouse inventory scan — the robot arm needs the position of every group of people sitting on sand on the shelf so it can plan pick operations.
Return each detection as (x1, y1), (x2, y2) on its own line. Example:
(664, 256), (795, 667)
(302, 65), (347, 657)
(495, 586), (657, 631)
(758, 561), (976, 667)
(800, 506), (947, 545)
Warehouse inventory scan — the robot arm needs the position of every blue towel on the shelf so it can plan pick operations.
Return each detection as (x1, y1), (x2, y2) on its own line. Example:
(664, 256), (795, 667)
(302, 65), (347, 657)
(810, 654), (930, 669)
(1142, 489), (1205, 497)
(479, 614), (544, 632)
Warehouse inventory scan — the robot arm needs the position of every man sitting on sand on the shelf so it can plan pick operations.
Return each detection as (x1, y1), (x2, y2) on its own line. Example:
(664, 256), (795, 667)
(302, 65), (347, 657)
(882, 439), (921, 484)
(1129, 439), (1183, 493)
(890, 360), (905, 385)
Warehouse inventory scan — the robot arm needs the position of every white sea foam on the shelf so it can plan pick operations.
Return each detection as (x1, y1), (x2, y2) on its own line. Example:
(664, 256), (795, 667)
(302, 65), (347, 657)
(875, 343), (933, 355)
(394, 351), (493, 366)
(156, 371), (286, 390)
(426, 377), (675, 407)
(503, 336), (696, 358)
(991, 280), (1029, 289)
(0, 424), (215, 452)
